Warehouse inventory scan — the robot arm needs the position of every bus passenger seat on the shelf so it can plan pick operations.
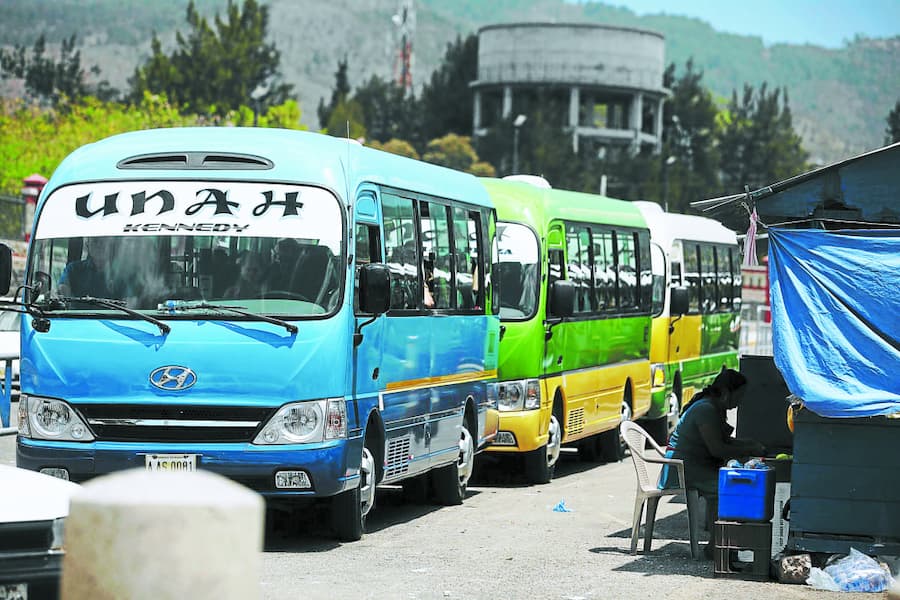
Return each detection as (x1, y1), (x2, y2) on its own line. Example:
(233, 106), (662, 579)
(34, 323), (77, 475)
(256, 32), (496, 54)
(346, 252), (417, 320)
(289, 245), (334, 304)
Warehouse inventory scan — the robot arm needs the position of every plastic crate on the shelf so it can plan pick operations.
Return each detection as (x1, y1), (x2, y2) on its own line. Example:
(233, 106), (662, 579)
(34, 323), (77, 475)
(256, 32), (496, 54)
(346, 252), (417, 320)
(713, 521), (772, 581)
(718, 467), (775, 522)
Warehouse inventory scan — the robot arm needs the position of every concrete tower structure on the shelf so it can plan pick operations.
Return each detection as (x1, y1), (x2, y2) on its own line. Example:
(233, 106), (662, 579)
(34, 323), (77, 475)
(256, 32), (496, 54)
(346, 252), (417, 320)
(471, 23), (670, 157)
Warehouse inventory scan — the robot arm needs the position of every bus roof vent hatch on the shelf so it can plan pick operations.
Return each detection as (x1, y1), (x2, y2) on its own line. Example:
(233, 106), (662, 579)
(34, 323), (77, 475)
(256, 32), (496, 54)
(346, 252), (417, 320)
(502, 174), (552, 189)
(118, 152), (273, 170)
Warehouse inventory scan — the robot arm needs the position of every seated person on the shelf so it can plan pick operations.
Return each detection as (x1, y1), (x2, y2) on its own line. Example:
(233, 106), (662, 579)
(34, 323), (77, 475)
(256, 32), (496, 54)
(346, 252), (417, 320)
(265, 238), (302, 291)
(662, 367), (765, 557)
(225, 252), (267, 298)
(58, 237), (116, 298)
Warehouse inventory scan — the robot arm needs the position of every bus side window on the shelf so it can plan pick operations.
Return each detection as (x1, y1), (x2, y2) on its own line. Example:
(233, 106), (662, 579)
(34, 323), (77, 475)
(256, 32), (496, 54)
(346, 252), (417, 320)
(566, 224), (591, 314)
(452, 206), (480, 310)
(593, 229), (615, 311)
(716, 246), (732, 311)
(638, 231), (653, 314)
(420, 202), (452, 310)
(683, 243), (701, 314)
(730, 247), (742, 310)
(382, 193), (419, 311)
(547, 248), (564, 290)
(700, 244), (717, 313)
(354, 223), (382, 313)
(614, 230), (639, 312)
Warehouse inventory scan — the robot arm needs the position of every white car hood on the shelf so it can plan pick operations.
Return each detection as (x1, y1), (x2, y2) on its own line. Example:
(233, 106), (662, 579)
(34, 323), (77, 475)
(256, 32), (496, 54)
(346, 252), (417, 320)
(0, 465), (81, 523)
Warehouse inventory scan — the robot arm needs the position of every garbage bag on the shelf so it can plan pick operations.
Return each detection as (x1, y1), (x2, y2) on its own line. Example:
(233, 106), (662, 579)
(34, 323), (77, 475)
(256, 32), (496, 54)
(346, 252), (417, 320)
(807, 548), (895, 593)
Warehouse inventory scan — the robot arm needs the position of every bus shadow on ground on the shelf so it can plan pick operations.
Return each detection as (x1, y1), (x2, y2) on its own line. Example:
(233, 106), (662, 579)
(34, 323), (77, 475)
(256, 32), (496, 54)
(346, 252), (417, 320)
(263, 486), (479, 552)
(472, 448), (620, 487)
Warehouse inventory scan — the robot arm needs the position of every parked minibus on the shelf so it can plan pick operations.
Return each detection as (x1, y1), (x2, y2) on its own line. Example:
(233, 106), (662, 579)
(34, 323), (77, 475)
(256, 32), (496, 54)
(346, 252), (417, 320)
(482, 176), (653, 483)
(634, 201), (741, 443)
(3, 128), (500, 541)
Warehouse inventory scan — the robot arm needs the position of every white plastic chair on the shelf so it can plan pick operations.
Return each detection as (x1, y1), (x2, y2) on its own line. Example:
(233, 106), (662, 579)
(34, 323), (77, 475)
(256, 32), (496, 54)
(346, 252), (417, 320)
(620, 420), (701, 559)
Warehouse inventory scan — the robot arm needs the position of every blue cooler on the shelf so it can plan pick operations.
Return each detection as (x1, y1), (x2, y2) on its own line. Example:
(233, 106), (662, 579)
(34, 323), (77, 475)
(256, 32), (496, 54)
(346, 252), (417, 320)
(718, 467), (776, 522)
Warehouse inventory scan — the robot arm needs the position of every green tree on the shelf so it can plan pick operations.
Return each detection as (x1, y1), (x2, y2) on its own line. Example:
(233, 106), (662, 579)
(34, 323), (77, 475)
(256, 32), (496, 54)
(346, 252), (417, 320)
(317, 57), (351, 130)
(886, 100), (900, 144)
(353, 75), (421, 146)
(129, 0), (292, 117)
(324, 99), (367, 140)
(660, 59), (722, 212)
(419, 34), (478, 142)
(422, 134), (494, 176)
(0, 34), (115, 105)
(368, 138), (420, 160)
(718, 83), (808, 193)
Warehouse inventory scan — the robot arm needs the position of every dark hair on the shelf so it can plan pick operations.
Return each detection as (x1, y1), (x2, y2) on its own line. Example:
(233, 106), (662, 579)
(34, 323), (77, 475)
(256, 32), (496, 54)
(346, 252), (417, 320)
(709, 367), (747, 395)
(682, 367), (747, 411)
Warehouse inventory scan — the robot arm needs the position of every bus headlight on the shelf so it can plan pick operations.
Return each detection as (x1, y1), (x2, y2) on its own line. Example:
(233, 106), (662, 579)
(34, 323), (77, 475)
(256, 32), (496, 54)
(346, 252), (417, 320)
(254, 398), (346, 445)
(498, 379), (541, 411)
(524, 379), (541, 410)
(20, 395), (95, 442)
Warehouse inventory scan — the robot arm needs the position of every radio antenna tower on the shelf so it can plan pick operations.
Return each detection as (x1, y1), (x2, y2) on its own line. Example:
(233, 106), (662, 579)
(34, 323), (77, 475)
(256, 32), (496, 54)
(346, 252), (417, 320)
(391, 0), (415, 94)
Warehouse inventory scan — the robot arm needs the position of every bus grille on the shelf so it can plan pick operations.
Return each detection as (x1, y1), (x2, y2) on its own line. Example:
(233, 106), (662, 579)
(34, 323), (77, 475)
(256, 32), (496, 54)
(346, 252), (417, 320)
(75, 404), (274, 443)
(0, 520), (53, 553)
(384, 436), (411, 478)
(567, 408), (585, 435)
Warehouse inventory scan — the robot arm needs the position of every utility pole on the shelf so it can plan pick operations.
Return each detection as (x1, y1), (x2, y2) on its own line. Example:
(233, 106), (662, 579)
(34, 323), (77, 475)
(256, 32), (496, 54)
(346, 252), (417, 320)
(392, 0), (415, 95)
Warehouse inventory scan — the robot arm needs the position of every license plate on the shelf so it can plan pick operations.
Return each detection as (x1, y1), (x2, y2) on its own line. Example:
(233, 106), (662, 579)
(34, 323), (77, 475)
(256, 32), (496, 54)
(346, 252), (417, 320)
(145, 454), (197, 472)
(0, 583), (27, 600)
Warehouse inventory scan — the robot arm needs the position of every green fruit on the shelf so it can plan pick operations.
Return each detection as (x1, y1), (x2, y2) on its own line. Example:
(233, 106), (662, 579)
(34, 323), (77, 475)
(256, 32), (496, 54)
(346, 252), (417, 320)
(775, 453), (790, 460)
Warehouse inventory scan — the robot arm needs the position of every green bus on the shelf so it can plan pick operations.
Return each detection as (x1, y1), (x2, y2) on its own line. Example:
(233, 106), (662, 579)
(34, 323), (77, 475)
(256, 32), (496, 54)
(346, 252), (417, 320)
(634, 201), (741, 444)
(482, 176), (654, 483)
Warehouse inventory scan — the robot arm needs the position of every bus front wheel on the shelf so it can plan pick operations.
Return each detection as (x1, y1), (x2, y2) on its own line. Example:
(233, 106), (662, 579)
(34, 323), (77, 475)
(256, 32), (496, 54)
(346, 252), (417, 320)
(433, 417), (475, 505)
(524, 412), (562, 484)
(331, 437), (377, 542)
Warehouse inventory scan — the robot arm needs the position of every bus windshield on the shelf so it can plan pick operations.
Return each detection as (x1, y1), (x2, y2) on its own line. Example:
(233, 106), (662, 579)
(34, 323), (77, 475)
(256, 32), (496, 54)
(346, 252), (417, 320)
(27, 181), (344, 317)
(496, 222), (539, 320)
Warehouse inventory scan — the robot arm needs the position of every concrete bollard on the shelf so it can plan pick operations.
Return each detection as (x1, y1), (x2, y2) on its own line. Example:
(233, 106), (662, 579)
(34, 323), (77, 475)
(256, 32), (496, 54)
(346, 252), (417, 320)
(61, 469), (264, 600)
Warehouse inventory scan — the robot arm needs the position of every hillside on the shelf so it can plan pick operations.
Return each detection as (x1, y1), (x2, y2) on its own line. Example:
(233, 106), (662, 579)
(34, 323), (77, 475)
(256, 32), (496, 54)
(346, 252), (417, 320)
(2, 0), (898, 164)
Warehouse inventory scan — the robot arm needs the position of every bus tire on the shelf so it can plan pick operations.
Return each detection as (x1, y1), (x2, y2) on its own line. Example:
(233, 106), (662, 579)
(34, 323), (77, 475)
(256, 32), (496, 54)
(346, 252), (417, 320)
(401, 474), (430, 503)
(432, 415), (475, 505)
(597, 426), (623, 463)
(644, 414), (669, 447)
(524, 412), (562, 484)
(331, 435), (377, 542)
(578, 435), (602, 462)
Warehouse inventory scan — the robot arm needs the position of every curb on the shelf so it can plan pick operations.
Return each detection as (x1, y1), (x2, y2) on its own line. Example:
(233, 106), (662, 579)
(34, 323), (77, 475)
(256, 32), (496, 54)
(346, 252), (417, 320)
(0, 426), (17, 436)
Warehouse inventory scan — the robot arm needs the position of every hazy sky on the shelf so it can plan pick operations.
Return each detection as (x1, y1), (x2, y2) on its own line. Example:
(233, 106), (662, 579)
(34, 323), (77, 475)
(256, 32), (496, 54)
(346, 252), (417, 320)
(581, 0), (900, 48)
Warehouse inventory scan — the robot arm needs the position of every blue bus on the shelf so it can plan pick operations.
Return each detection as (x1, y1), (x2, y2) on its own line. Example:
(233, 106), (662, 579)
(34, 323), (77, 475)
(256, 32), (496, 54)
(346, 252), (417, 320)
(3, 128), (500, 541)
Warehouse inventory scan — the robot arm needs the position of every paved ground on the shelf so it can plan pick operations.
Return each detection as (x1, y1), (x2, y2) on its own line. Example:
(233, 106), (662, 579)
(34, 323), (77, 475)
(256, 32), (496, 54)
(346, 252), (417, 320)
(1, 404), (873, 599)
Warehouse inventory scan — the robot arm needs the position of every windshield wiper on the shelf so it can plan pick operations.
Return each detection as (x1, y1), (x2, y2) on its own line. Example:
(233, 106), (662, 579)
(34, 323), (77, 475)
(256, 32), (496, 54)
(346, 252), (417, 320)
(157, 301), (298, 335)
(57, 296), (170, 335)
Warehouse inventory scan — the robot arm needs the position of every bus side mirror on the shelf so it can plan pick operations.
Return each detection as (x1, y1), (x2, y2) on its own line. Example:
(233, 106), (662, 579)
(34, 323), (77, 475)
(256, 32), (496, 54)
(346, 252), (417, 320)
(359, 263), (391, 315)
(0, 244), (11, 296)
(670, 286), (689, 316)
(549, 280), (575, 319)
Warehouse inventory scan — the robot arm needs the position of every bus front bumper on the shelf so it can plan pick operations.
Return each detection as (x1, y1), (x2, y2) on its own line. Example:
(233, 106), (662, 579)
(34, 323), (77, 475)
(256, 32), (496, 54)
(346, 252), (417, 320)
(484, 409), (546, 453)
(16, 437), (363, 498)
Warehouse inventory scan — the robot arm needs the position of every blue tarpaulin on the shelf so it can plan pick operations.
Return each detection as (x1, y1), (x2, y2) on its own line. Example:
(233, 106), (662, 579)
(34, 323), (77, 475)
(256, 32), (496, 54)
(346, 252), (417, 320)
(769, 228), (900, 418)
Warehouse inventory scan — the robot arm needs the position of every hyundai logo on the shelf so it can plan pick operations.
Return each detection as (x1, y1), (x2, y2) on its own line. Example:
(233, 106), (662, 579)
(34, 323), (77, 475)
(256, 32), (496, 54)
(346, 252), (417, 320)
(149, 366), (197, 391)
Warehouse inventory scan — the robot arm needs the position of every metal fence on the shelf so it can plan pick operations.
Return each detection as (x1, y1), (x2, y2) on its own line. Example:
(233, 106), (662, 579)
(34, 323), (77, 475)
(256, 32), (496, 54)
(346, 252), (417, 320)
(740, 304), (773, 357)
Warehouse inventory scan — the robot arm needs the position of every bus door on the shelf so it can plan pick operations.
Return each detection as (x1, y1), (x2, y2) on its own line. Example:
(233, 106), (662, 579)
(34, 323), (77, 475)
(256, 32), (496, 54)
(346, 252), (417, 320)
(543, 225), (571, 408)
(352, 191), (386, 435)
